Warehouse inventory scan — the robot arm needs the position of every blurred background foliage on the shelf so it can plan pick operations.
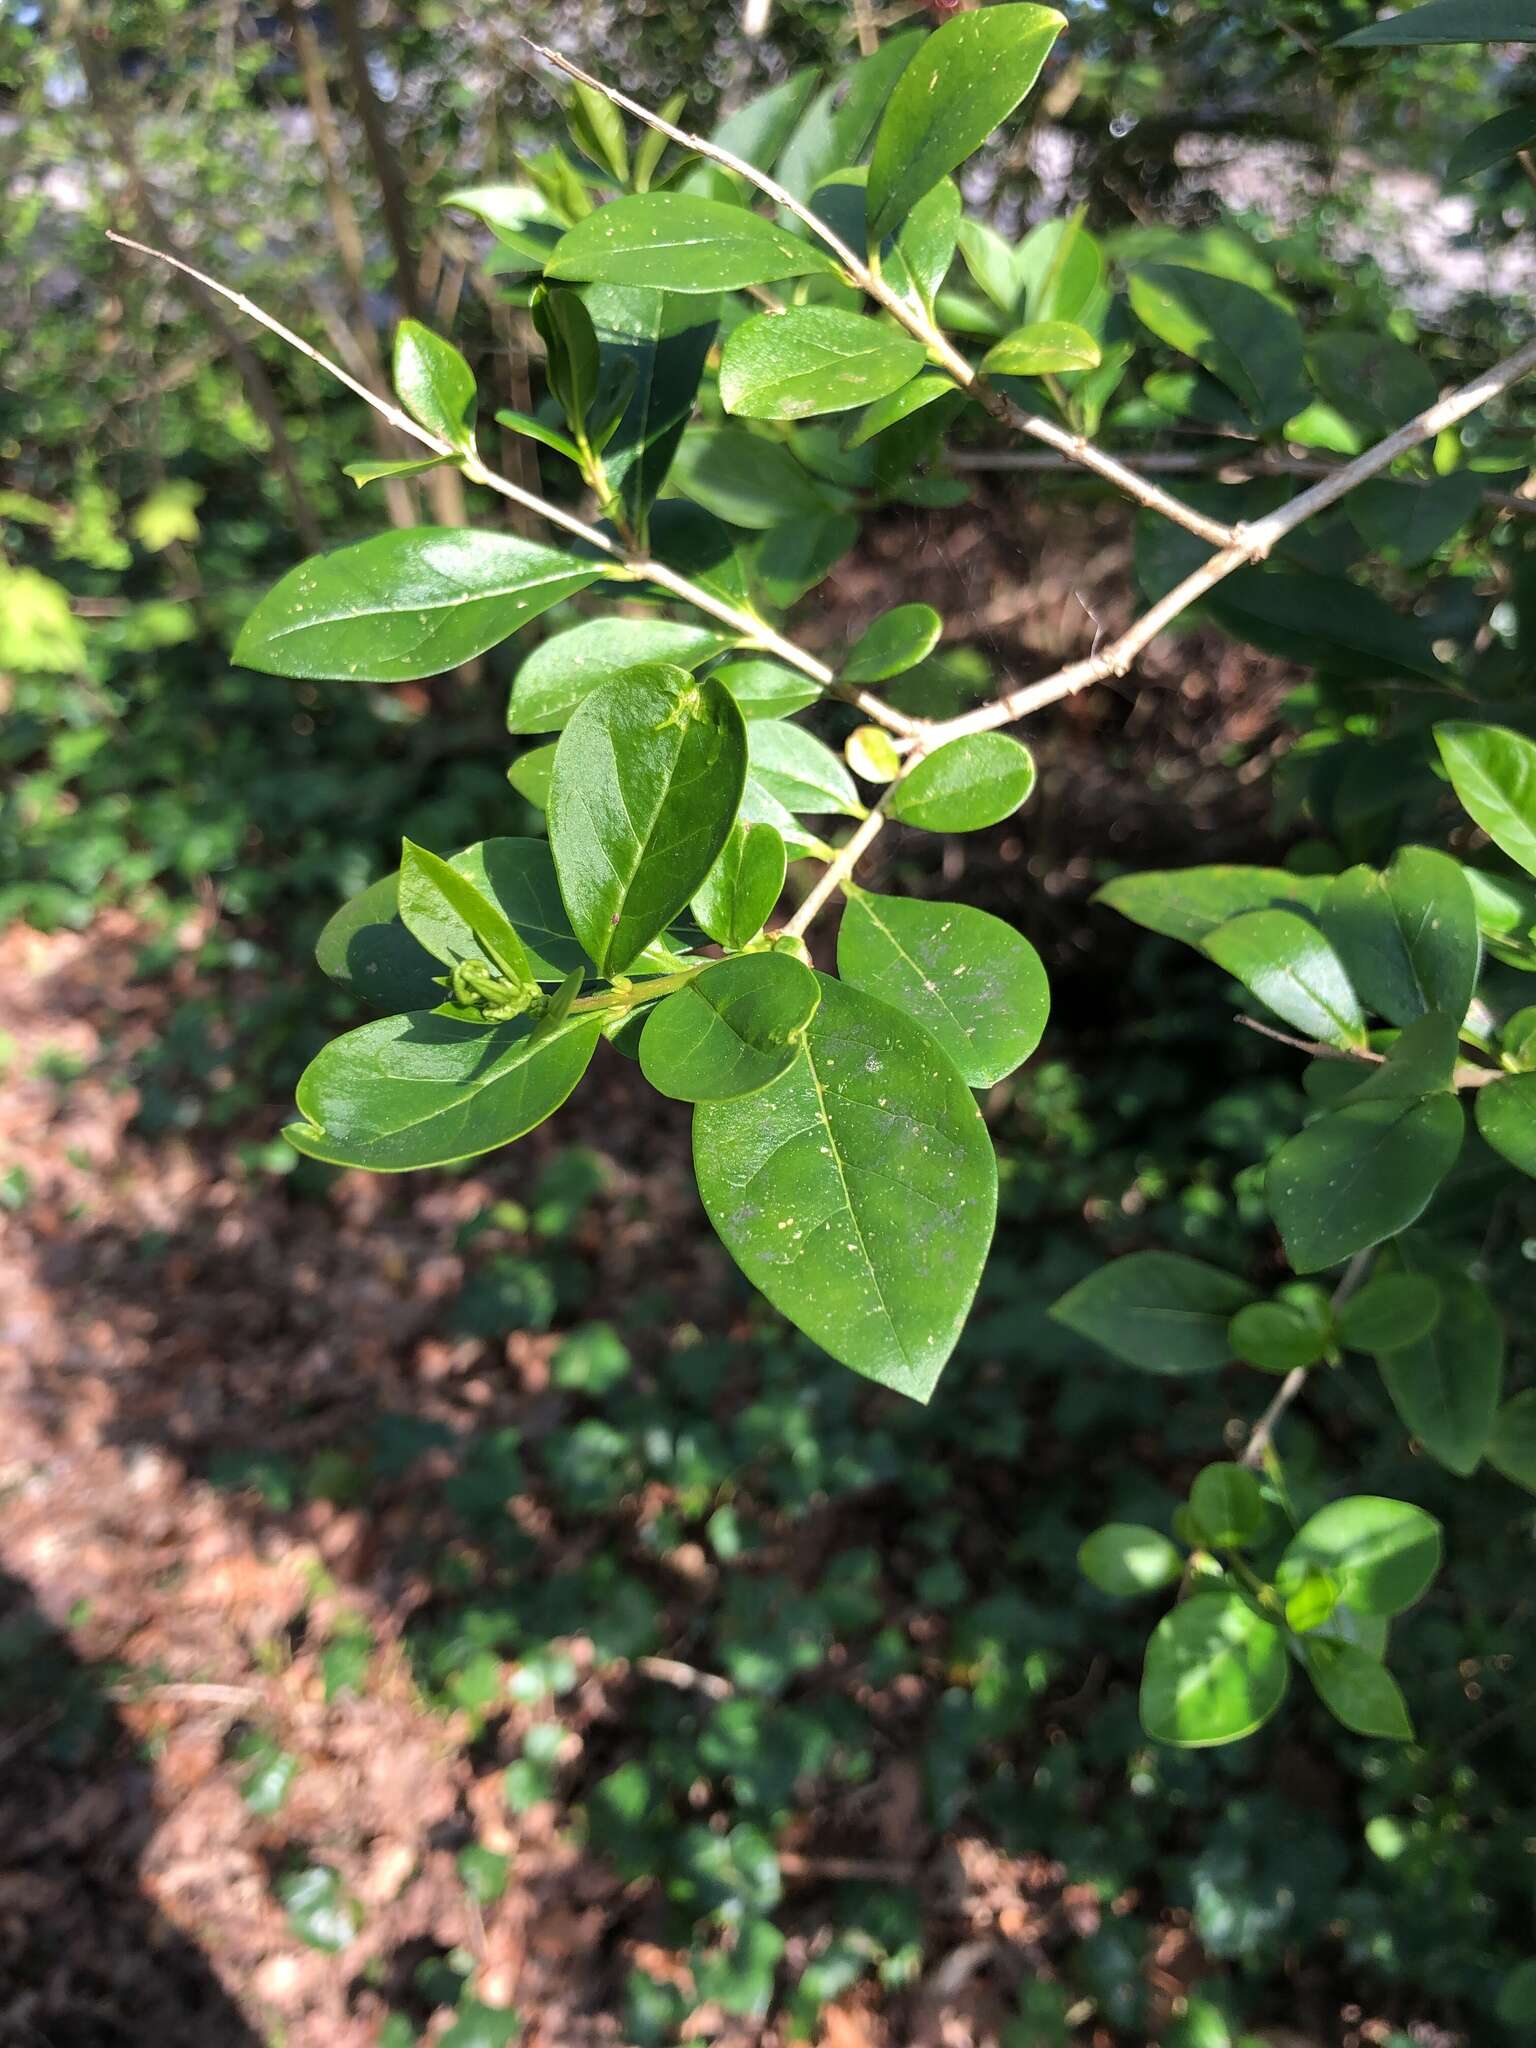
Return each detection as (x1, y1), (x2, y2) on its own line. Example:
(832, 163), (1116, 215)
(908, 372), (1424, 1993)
(4, 3), (1536, 2044)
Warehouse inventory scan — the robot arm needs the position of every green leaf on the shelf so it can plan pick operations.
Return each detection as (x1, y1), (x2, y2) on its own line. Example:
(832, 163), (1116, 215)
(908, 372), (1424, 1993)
(1449, 101), (1536, 179)
(747, 719), (863, 817)
(1308, 329), (1438, 436)
(286, 1010), (602, 1172)
(1189, 1464), (1265, 1548)
(1334, 1273), (1441, 1354)
(531, 285), (600, 430)
(1350, 472), (1483, 566)
(778, 28), (928, 200)
(546, 193), (839, 291)
(846, 725), (903, 783)
(889, 176), (962, 312)
(836, 891), (1048, 1088)
(234, 530), (602, 683)
(1227, 1295), (1331, 1373)
(847, 371), (956, 448)
(1016, 211), (1105, 326)
(1205, 909), (1367, 1051)
(457, 1842), (510, 1905)
(1340, 0), (1536, 43)
(720, 308), (926, 422)
(1128, 265), (1306, 429)
(1376, 1265), (1503, 1474)
(712, 66), (822, 173)
(1095, 866), (1330, 946)
(492, 407), (583, 464)
(1139, 1591), (1288, 1748)
(888, 733), (1035, 833)
(1477, 1072), (1536, 1175)
(1276, 1496), (1441, 1616)
(957, 217), (1025, 315)
(714, 658), (821, 722)
(509, 615), (736, 734)
(866, 5), (1065, 244)
(982, 319), (1101, 376)
(1266, 1088), (1464, 1274)
(1486, 1388), (1536, 1493)
(342, 455), (456, 488)
(694, 973), (997, 1401)
(692, 1919), (785, 2020)
(670, 425), (838, 530)
(567, 79), (629, 184)
(580, 286), (719, 528)
(1303, 1640), (1414, 1740)
(1050, 1251), (1255, 1375)
(549, 663), (747, 974)
(508, 743), (557, 811)
(1321, 847), (1480, 1028)
(1436, 721), (1536, 880)
(1078, 1523), (1183, 1597)
(277, 1865), (361, 1953)
(842, 603), (943, 684)
(692, 820), (787, 948)
(398, 838), (533, 986)
(640, 952), (820, 1102)
(393, 319), (476, 449)
(315, 874), (442, 1012)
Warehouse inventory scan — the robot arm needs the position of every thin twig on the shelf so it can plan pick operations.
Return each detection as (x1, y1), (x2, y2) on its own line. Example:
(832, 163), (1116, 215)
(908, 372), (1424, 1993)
(633, 1654), (733, 1700)
(1240, 1248), (1373, 1469)
(520, 40), (1239, 548)
(784, 802), (891, 936)
(1236, 1015), (1384, 1065)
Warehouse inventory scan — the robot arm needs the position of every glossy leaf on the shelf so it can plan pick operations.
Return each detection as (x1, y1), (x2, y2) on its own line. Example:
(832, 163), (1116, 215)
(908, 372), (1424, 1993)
(1340, 0), (1536, 43)
(694, 974), (997, 1401)
(848, 372), (956, 448)
(545, 193), (840, 291)
(888, 733), (1035, 833)
(549, 663), (747, 975)
(1205, 909), (1367, 1051)
(956, 216), (1024, 314)
(398, 837), (533, 985)
(1228, 1294), (1331, 1373)
(1334, 1273), (1441, 1354)
(889, 176), (962, 312)
(1276, 1496), (1441, 1616)
(315, 874), (441, 1013)
(713, 659), (821, 722)
(286, 1010), (602, 1171)
(1129, 264), (1306, 429)
(1304, 1640), (1414, 1740)
(777, 27), (928, 199)
(1477, 1072), (1536, 1175)
(982, 319), (1101, 376)
(747, 719), (863, 818)
(1448, 101), (1536, 179)
(491, 407), (582, 464)
(1377, 1264), (1503, 1474)
(508, 615), (736, 734)
(567, 79), (628, 184)
(720, 308), (925, 422)
(1486, 1388), (1536, 1493)
(1078, 1524), (1183, 1597)
(508, 743), (557, 810)
(842, 603), (943, 684)
(1321, 847), (1480, 1028)
(1139, 1591), (1288, 1748)
(866, 5), (1065, 243)
(1188, 1464), (1264, 1548)
(1435, 721), (1536, 879)
(581, 286), (720, 527)
(234, 530), (602, 683)
(692, 820), (787, 948)
(640, 952), (819, 1102)
(1051, 1251), (1255, 1375)
(393, 320), (476, 448)
(670, 426), (838, 530)
(1096, 866), (1330, 946)
(837, 890), (1048, 1088)
(530, 285), (599, 430)
(712, 66), (822, 173)
(342, 455), (455, 488)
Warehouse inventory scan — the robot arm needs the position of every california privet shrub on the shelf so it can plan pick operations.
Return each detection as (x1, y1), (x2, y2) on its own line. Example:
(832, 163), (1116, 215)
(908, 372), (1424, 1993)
(128, 2), (1536, 1750)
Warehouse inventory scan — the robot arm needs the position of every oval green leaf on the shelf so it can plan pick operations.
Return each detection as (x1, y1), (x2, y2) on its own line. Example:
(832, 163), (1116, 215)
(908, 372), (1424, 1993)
(1205, 909), (1366, 1051)
(1078, 1524), (1183, 1597)
(888, 733), (1036, 833)
(981, 318), (1101, 376)
(1436, 721), (1536, 880)
(393, 319), (476, 449)
(1139, 1591), (1288, 1748)
(1265, 1091), (1465, 1274)
(1276, 1496), (1441, 1616)
(639, 952), (820, 1102)
(720, 308), (926, 422)
(545, 192), (840, 291)
(692, 820), (787, 948)
(1321, 846), (1480, 1028)
(509, 615), (737, 734)
(1188, 1464), (1265, 1549)
(1376, 1268), (1503, 1475)
(1050, 1251), (1255, 1375)
(842, 603), (943, 684)
(1477, 1072), (1536, 1175)
(747, 719), (863, 818)
(1303, 1640), (1414, 1740)
(1334, 1272), (1441, 1354)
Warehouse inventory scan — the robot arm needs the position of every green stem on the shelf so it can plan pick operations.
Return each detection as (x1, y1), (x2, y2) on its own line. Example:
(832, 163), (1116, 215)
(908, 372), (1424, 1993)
(567, 964), (706, 1016)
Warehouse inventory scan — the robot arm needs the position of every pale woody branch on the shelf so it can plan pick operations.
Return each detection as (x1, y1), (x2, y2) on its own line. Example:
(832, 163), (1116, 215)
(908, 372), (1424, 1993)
(522, 40), (1240, 551)
(104, 232), (922, 740)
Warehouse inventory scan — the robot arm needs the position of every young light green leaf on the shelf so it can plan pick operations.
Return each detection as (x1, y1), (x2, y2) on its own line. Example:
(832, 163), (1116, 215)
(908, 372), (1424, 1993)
(692, 820), (786, 948)
(1188, 1464), (1265, 1548)
(1051, 1251), (1255, 1375)
(836, 891), (1048, 1088)
(1376, 1265), (1504, 1474)
(847, 372), (956, 448)
(846, 726), (903, 784)
(1078, 1524), (1183, 1597)
(1228, 1293), (1332, 1373)
(342, 455), (456, 488)
(567, 78), (629, 184)
(1266, 1091), (1465, 1274)
(1276, 1496), (1441, 1616)
(888, 733), (1035, 833)
(1321, 847), (1480, 1028)
(1303, 1640), (1414, 1740)
(286, 1010), (602, 1171)
(509, 616), (737, 734)
(492, 407), (583, 464)
(866, 5), (1065, 244)
(546, 192), (840, 291)
(398, 837), (534, 987)
(1095, 867), (1330, 949)
(548, 663), (748, 974)
(747, 719), (863, 818)
(234, 531), (602, 683)
(1435, 721), (1536, 880)
(1486, 1388), (1536, 1493)
(981, 319), (1101, 376)
(889, 176), (962, 312)
(694, 973), (997, 1401)
(1477, 1072), (1536, 1175)
(1205, 909), (1367, 1051)
(956, 217), (1024, 315)
(393, 319), (477, 449)
(1016, 211), (1105, 326)
(1139, 1591), (1288, 1748)
(639, 952), (819, 1102)
(842, 603), (943, 684)
(720, 308), (926, 422)
(1128, 264), (1307, 429)
(1334, 1273), (1441, 1354)
(1339, 0), (1536, 43)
